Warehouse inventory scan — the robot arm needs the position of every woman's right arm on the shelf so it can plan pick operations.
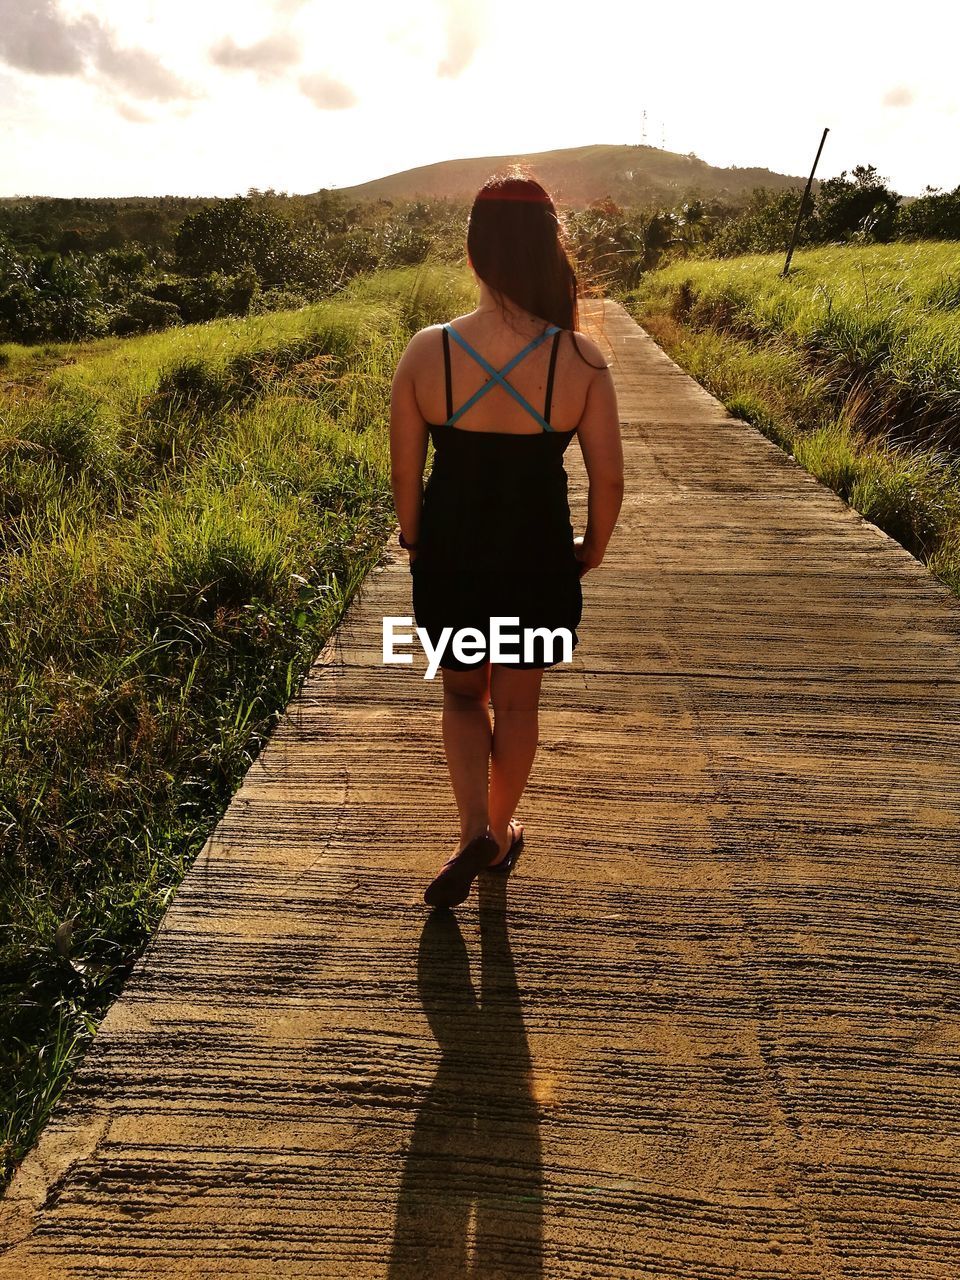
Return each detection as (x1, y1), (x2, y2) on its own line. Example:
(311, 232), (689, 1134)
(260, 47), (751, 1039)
(575, 348), (624, 575)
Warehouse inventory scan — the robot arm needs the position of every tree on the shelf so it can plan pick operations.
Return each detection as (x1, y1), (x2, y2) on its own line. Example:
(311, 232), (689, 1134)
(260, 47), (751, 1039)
(173, 198), (302, 288)
(896, 185), (960, 240)
(814, 165), (900, 243)
(709, 188), (804, 257)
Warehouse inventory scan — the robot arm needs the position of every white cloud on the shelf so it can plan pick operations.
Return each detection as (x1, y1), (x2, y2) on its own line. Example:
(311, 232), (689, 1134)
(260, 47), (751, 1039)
(437, 0), (485, 78)
(114, 100), (151, 124)
(882, 85), (915, 109)
(299, 72), (357, 110)
(0, 0), (195, 101)
(210, 33), (301, 81)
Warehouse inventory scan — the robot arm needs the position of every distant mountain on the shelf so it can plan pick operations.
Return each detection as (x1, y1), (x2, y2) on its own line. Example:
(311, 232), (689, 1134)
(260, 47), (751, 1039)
(317, 143), (808, 207)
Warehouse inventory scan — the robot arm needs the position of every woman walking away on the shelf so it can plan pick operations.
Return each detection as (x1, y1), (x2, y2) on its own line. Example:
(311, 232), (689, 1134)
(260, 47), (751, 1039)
(389, 172), (623, 910)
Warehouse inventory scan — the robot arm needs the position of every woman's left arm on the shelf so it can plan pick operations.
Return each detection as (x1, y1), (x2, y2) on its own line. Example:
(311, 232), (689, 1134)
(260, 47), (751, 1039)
(389, 334), (430, 556)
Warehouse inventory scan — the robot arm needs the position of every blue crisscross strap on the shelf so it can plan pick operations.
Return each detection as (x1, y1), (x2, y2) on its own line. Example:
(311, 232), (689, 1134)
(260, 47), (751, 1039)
(444, 323), (561, 433)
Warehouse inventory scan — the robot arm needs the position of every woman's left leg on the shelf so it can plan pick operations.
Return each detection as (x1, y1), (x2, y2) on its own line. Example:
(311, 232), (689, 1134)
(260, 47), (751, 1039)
(440, 662), (493, 850)
(488, 665), (544, 861)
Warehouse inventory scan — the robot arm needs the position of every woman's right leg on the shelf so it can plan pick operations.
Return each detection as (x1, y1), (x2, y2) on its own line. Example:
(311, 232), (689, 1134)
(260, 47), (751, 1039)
(488, 665), (544, 859)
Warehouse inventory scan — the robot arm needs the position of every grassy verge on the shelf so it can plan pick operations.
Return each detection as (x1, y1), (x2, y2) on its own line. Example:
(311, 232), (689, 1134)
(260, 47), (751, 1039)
(0, 261), (476, 1187)
(621, 245), (960, 594)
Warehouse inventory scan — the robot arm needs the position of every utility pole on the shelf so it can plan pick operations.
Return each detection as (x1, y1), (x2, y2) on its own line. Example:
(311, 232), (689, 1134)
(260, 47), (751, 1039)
(641, 109), (647, 145)
(782, 127), (829, 277)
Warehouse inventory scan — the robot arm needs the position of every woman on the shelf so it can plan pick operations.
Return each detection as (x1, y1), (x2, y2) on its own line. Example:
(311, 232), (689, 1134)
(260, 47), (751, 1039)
(389, 172), (623, 909)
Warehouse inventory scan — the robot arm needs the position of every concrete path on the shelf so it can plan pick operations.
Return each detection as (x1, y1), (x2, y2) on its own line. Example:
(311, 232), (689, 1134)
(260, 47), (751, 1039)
(2, 300), (959, 1279)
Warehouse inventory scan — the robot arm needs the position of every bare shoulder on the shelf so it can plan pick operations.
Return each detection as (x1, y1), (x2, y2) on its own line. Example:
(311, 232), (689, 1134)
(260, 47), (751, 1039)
(410, 321), (451, 356)
(406, 323), (444, 350)
(566, 329), (609, 372)
(395, 323), (442, 375)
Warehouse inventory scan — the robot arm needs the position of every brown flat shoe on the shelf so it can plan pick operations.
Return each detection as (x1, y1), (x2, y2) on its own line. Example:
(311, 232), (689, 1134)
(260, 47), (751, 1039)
(424, 830), (499, 909)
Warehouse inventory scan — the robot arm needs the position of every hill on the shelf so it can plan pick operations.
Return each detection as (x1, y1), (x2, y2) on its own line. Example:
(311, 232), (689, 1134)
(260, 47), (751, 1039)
(318, 143), (809, 207)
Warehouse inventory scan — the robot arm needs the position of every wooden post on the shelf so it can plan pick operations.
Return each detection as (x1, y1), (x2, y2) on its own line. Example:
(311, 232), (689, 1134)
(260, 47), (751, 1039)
(782, 127), (829, 277)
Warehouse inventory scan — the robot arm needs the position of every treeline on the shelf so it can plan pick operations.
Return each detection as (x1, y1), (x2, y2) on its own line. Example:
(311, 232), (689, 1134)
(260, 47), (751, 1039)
(571, 166), (960, 290)
(0, 190), (466, 345)
(704, 166), (960, 258)
(2, 165), (958, 346)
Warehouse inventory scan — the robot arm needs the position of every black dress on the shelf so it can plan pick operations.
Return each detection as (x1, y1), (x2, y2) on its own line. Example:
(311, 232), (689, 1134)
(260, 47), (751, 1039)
(410, 321), (583, 672)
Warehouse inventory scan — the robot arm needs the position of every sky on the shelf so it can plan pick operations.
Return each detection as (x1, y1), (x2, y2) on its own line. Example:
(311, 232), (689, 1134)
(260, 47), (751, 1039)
(0, 0), (957, 200)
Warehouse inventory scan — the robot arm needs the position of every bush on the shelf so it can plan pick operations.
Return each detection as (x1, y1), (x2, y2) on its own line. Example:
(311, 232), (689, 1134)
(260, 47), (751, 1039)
(109, 294), (182, 336)
(152, 357), (232, 416)
(897, 186), (960, 240)
(251, 286), (309, 314)
(176, 199), (284, 276)
(174, 269), (260, 323)
(813, 165), (900, 243)
(710, 188), (804, 257)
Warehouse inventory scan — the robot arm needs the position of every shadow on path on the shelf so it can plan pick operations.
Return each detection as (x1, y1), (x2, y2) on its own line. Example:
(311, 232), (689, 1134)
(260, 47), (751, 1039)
(388, 874), (543, 1279)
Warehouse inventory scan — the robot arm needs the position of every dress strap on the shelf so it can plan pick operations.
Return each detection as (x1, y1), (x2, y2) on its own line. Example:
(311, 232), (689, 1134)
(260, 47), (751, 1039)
(442, 325), (453, 423)
(444, 323), (561, 432)
(544, 329), (561, 426)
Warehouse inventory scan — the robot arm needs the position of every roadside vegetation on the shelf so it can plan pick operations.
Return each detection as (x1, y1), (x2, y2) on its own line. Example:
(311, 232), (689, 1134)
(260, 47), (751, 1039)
(622, 243), (960, 593)
(0, 190), (470, 345)
(4, 162), (960, 346)
(0, 261), (477, 1188)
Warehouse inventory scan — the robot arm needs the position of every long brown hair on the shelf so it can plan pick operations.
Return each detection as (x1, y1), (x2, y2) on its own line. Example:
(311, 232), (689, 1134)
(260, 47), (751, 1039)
(466, 170), (605, 369)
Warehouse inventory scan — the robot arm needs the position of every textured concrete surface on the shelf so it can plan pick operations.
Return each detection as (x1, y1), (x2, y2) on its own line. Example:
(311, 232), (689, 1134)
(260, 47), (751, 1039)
(2, 299), (959, 1278)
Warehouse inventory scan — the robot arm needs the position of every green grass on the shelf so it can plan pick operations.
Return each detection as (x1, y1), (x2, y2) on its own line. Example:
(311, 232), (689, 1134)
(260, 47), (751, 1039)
(630, 242), (960, 446)
(0, 260), (477, 1187)
(622, 244), (960, 595)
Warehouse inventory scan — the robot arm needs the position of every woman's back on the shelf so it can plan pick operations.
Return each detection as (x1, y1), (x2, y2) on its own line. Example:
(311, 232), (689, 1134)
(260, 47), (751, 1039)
(413, 310), (602, 436)
(415, 312), (594, 574)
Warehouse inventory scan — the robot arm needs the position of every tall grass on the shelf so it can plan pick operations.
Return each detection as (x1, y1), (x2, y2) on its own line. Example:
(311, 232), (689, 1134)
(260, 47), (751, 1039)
(624, 245), (960, 595)
(0, 260), (477, 1187)
(630, 243), (960, 448)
